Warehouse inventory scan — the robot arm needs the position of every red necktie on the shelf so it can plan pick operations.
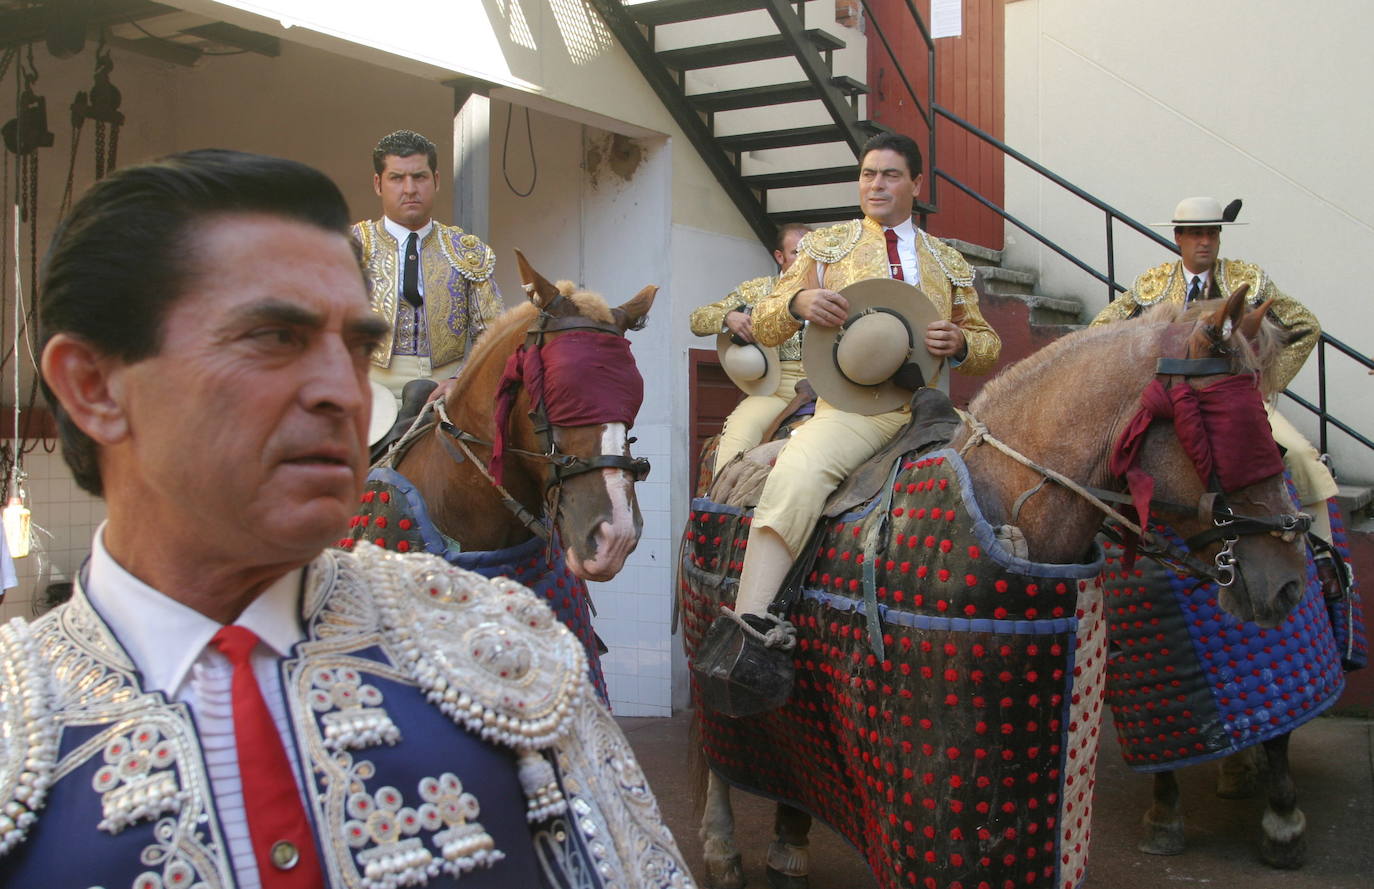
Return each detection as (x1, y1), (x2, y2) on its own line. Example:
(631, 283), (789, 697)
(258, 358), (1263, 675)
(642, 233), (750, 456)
(884, 228), (905, 281)
(212, 626), (324, 888)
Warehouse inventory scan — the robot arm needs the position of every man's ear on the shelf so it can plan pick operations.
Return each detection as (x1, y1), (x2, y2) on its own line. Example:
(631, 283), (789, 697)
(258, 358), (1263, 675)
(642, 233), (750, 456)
(373, 173), (383, 198)
(40, 334), (131, 445)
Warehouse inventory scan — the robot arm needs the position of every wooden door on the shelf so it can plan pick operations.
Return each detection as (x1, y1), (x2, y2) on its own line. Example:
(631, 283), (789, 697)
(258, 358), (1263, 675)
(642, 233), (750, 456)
(866, 0), (1005, 249)
(688, 349), (744, 495)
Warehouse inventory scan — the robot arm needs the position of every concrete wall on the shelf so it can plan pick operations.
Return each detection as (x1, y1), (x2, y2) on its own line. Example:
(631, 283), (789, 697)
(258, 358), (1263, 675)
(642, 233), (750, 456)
(1003, 0), (1374, 479)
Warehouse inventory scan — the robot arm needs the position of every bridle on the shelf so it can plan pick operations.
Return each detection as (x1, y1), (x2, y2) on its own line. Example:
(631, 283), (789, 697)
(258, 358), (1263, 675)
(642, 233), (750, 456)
(960, 333), (1309, 587)
(427, 288), (650, 538)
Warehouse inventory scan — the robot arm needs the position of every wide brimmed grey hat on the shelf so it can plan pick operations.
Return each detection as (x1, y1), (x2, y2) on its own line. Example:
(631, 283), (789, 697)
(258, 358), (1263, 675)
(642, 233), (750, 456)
(1151, 196), (1246, 228)
(368, 379), (399, 446)
(717, 332), (782, 397)
(802, 277), (943, 415)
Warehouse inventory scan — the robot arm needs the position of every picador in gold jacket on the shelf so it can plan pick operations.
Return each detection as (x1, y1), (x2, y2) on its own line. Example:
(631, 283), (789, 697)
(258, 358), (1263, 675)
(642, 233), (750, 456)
(1090, 196), (1337, 541)
(353, 130), (503, 402)
(689, 223), (810, 472)
(732, 132), (1001, 620)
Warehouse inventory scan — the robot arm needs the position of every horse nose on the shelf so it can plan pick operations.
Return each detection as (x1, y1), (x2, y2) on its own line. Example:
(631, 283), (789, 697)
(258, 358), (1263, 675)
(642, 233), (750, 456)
(1271, 578), (1303, 617)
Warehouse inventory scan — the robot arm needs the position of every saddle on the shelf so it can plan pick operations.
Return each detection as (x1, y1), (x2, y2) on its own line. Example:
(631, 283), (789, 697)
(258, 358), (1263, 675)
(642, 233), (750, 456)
(707, 386), (961, 513)
(370, 379), (438, 465)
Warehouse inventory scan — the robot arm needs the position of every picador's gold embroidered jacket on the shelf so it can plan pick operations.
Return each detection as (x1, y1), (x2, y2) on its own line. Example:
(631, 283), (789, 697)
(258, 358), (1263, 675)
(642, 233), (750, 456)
(689, 275), (802, 361)
(1090, 258), (1319, 392)
(0, 544), (693, 889)
(750, 218), (1000, 375)
(352, 220), (503, 369)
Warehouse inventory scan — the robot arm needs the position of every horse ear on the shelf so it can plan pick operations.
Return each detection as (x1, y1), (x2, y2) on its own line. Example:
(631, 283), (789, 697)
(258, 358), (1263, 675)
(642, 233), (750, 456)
(1239, 295), (1273, 342)
(1192, 282), (1252, 355)
(513, 248), (562, 309)
(612, 285), (657, 332)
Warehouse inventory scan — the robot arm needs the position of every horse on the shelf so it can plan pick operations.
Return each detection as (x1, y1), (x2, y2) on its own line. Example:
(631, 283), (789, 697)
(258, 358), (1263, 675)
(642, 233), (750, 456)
(345, 251), (656, 699)
(681, 288), (1311, 889)
(1100, 479), (1365, 868)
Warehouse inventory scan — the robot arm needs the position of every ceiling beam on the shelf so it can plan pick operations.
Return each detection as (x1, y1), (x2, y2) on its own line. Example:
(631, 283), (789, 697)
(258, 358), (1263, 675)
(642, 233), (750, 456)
(0, 0), (177, 49)
(181, 22), (279, 57)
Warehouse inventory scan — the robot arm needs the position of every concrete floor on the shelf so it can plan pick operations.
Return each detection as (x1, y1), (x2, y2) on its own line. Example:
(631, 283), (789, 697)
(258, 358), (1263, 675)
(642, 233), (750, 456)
(619, 712), (1374, 889)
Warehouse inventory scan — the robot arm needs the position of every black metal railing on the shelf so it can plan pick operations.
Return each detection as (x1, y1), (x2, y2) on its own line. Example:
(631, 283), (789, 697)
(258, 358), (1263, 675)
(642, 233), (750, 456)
(862, 0), (1373, 467)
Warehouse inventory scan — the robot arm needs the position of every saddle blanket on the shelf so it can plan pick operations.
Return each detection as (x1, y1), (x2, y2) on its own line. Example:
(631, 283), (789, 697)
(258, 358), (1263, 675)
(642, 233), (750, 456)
(1101, 497), (1365, 771)
(681, 448), (1107, 889)
(344, 466), (608, 702)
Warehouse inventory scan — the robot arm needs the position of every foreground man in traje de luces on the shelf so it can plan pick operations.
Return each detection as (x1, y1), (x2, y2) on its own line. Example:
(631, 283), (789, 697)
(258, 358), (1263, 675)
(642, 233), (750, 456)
(0, 148), (693, 889)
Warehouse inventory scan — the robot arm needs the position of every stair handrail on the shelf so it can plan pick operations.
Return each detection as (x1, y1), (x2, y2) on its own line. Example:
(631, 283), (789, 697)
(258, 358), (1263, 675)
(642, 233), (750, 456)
(862, 0), (1374, 467)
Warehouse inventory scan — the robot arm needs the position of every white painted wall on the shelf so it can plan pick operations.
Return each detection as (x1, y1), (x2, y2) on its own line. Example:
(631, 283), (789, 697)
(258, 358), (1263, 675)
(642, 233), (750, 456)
(2, 1), (786, 713)
(1003, 0), (1374, 480)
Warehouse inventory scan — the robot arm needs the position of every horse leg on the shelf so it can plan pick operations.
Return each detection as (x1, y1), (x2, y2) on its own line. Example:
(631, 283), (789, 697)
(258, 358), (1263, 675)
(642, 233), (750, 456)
(1216, 745), (1262, 799)
(765, 803), (811, 889)
(1259, 732), (1308, 869)
(1139, 770), (1186, 855)
(700, 771), (746, 889)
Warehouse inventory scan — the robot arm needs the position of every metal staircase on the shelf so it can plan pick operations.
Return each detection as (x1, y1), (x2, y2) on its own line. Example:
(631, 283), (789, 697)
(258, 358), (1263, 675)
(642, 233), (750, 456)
(589, 0), (881, 246)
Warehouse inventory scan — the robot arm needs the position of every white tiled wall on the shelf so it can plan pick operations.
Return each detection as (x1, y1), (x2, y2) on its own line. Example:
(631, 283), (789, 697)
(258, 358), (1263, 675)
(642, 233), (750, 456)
(588, 421), (675, 716)
(0, 446), (106, 624)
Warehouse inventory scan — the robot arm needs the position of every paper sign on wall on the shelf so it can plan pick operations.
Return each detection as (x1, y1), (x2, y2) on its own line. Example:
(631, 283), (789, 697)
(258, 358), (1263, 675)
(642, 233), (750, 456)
(931, 0), (963, 39)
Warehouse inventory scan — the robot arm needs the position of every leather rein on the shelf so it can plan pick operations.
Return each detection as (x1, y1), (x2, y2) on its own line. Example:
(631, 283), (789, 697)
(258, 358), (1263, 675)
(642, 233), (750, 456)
(429, 290), (650, 537)
(962, 351), (1308, 588)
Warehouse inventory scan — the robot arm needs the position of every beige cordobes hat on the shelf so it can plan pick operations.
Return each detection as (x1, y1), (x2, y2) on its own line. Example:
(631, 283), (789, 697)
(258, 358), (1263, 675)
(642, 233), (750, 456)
(368, 379), (400, 446)
(1151, 196), (1246, 228)
(802, 277), (943, 415)
(717, 333), (782, 397)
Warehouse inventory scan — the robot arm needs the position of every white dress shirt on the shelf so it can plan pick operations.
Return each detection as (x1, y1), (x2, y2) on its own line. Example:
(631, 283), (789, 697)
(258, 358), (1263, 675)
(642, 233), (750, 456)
(384, 216), (436, 357)
(1183, 266), (1211, 302)
(83, 523), (308, 889)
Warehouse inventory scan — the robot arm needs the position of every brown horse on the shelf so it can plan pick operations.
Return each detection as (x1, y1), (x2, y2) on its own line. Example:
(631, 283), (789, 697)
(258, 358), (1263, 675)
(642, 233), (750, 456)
(686, 288), (1310, 889)
(388, 250), (655, 578)
(348, 252), (655, 699)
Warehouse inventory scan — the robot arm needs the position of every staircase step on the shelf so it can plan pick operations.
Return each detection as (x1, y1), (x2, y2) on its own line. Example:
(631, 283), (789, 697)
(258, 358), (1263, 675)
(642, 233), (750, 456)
(626, 0), (767, 26)
(719, 124), (851, 152)
(657, 29), (845, 70)
(1337, 483), (1374, 518)
(942, 237), (1002, 266)
(975, 265), (1036, 296)
(769, 206), (860, 225)
(690, 77), (864, 113)
(743, 165), (856, 189)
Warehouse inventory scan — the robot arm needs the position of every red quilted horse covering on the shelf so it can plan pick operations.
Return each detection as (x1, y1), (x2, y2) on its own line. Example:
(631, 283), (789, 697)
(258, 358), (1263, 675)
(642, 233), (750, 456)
(681, 450), (1107, 889)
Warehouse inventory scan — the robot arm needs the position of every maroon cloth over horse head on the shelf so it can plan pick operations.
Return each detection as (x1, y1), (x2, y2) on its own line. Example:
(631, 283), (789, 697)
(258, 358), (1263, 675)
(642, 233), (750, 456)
(490, 331), (644, 485)
(1109, 374), (1286, 553)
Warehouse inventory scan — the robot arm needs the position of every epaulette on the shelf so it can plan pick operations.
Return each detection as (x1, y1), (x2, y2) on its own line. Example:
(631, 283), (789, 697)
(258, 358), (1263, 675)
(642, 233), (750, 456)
(1129, 261), (1180, 307)
(1217, 258), (1269, 304)
(919, 230), (976, 288)
(801, 220), (864, 264)
(0, 618), (58, 857)
(436, 223), (497, 283)
(732, 275), (778, 305)
(328, 544), (585, 753)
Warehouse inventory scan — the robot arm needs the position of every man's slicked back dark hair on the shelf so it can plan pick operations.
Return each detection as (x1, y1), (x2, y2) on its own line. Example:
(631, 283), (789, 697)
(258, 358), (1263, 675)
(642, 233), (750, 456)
(38, 148), (355, 496)
(861, 131), (924, 178)
(775, 222), (812, 252)
(372, 129), (438, 174)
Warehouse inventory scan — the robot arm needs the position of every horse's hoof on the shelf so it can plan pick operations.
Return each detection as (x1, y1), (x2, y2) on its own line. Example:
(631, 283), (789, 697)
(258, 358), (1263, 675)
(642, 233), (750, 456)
(706, 854), (746, 889)
(1138, 820), (1186, 856)
(765, 866), (810, 889)
(1261, 833), (1308, 869)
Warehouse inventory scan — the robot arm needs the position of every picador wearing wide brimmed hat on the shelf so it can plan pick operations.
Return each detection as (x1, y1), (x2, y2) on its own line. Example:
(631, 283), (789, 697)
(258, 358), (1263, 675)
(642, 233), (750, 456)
(1090, 196), (1339, 550)
(690, 223), (812, 473)
(728, 131), (1001, 625)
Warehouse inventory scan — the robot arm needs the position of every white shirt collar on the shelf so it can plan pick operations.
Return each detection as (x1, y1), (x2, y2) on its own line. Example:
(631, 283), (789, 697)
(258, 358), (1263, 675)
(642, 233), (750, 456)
(1182, 264), (1211, 292)
(84, 522), (306, 698)
(884, 217), (917, 243)
(383, 216), (434, 245)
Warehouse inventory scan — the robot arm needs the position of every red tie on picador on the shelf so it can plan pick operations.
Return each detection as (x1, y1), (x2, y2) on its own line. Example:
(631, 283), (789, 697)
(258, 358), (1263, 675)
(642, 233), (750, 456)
(884, 228), (904, 281)
(211, 626), (324, 889)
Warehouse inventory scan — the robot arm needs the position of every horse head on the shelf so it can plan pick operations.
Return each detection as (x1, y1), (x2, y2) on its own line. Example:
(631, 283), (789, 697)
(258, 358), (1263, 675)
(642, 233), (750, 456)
(498, 250), (657, 581)
(1111, 285), (1309, 626)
